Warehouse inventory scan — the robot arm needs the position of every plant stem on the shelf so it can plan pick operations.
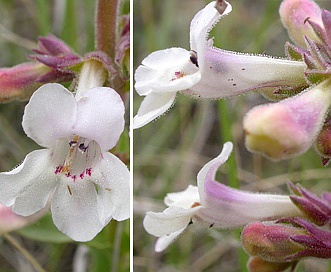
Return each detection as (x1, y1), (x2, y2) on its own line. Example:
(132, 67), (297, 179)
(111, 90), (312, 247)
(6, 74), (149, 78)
(3, 233), (46, 272)
(95, 0), (120, 60)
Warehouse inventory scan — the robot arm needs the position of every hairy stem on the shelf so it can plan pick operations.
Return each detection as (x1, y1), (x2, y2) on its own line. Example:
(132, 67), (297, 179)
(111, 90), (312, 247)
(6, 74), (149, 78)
(95, 0), (120, 60)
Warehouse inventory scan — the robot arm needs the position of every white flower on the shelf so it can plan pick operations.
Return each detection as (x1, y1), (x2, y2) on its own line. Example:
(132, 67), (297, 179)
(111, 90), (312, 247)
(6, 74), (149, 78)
(133, 1), (306, 129)
(143, 142), (301, 252)
(0, 83), (130, 241)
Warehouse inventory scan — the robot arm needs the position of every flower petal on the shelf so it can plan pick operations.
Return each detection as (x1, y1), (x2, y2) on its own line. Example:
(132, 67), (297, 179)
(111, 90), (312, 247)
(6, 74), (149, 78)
(190, 1), (232, 54)
(74, 87), (125, 151)
(154, 227), (187, 252)
(186, 48), (307, 99)
(143, 206), (199, 237)
(164, 185), (200, 209)
(12, 172), (56, 216)
(0, 149), (55, 216)
(135, 48), (200, 95)
(51, 181), (104, 242)
(133, 92), (176, 129)
(197, 141), (233, 196)
(93, 152), (130, 223)
(22, 83), (76, 148)
(198, 179), (301, 229)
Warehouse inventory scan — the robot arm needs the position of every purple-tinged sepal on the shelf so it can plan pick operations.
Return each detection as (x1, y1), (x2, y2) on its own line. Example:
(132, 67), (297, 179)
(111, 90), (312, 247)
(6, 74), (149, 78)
(288, 182), (331, 226)
(243, 217), (331, 264)
(116, 15), (130, 77)
(29, 34), (81, 73)
(278, 217), (331, 260)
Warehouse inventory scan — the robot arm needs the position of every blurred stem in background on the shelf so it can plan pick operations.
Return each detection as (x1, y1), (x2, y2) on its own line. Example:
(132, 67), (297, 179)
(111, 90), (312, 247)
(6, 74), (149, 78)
(218, 99), (249, 272)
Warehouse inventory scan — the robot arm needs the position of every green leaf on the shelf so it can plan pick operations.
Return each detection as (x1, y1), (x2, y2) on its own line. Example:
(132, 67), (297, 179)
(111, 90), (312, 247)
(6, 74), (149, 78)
(17, 213), (71, 243)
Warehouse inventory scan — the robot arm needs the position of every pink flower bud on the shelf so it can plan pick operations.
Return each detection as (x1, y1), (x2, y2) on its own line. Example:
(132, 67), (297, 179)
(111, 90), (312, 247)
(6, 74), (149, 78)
(315, 117), (331, 164)
(242, 221), (307, 262)
(280, 0), (322, 47)
(244, 80), (331, 161)
(243, 218), (331, 263)
(247, 256), (296, 272)
(0, 203), (47, 234)
(0, 62), (51, 102)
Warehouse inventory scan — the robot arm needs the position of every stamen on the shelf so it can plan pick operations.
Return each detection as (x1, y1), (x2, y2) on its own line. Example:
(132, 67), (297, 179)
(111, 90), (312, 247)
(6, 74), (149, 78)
(190, 50), (199, 67)
(191, 202), (201, 208)
(79, 143), (88, 152)
(53, 135), (101, 181)
(67, 185), (72, 195)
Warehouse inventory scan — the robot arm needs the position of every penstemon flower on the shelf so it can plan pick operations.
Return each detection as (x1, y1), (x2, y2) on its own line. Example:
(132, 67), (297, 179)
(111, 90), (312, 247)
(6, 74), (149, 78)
(133, 0), (307, 129)
(144, 142), (301, 252)
(0, 81), (130, 241)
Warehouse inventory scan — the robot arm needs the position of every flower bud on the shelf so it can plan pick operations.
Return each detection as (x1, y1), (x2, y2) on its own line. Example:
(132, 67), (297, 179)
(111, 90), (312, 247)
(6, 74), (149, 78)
(280, 0), (322, 47)
(0, 203), (47, 234)
(244, 80), (331, 161)
(0, 62), (52, 102)
(247, 256), (296, 272)
(243, 218), (331, 262)
(315, 117), (331, 165)
(242, 221), (307, 262)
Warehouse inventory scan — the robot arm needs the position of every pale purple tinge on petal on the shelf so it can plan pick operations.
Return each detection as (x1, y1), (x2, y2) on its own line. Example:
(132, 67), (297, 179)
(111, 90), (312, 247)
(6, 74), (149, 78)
(197, 142), (233, 196)
(280, 0), (322, 47)
(185, 48), (307, 99)
(94, 152), (130, 223)
(0, 62), (52, 102)
(190, 1), (232, 55)
(196, 143), (301, 228)
(133, 92), (176, 129)
(244, 79), (331, 161)
(22, 84), (77, 149)
(198, 180), (301, 228)
(74, 87), (125, 151)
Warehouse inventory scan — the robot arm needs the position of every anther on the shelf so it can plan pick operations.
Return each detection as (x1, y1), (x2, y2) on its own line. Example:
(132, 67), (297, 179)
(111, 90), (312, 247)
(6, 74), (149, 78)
(79, 143), (88, 152)
(190, 50), (199, 67)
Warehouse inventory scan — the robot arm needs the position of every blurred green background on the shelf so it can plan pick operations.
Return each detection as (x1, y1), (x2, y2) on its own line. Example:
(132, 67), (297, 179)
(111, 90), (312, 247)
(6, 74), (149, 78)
(0, 0), (130, 271)
(133, 1), (331, 272)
